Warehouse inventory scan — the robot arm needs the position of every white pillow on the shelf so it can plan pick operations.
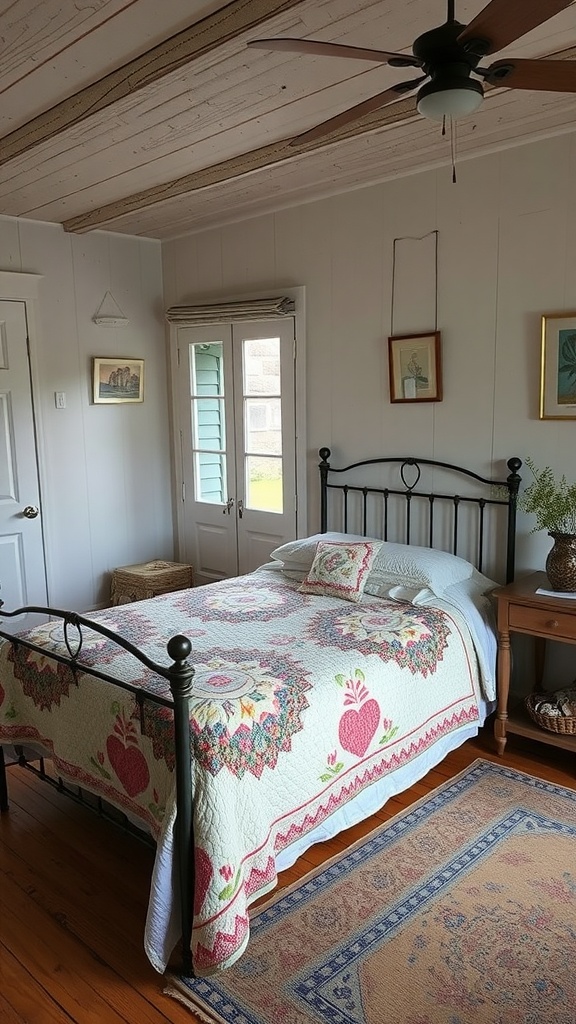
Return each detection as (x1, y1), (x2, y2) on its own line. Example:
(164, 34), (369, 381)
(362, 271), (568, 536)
(364, 542), (476, 599)
(270, 532), (374, 574)
(271, 534), (483, 600)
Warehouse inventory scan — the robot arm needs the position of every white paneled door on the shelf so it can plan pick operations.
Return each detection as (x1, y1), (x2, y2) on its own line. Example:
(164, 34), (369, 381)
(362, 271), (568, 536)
(0, 300), (47, 630)
(177, 319), (298, 582)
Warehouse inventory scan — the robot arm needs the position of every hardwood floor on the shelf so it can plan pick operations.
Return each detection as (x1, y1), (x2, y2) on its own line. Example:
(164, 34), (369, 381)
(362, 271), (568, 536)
(1, 727), (574, 1024)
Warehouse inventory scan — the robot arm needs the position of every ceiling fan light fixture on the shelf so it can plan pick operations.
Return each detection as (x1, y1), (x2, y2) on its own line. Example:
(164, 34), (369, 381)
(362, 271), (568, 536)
(416, 76), (484, 121)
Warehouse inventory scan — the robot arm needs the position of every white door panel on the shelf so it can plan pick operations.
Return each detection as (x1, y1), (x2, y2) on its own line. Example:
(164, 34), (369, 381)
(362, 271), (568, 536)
(237, 526), (287, 575)
(193, 519), (238, 580)
(0, 392), (17, 498)
(0, 534), (27, 609)
(0, 300), (47, 630)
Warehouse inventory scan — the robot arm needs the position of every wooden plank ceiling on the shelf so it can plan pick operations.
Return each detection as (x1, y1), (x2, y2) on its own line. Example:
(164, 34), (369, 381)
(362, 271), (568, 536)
(1, 0), (576, 240)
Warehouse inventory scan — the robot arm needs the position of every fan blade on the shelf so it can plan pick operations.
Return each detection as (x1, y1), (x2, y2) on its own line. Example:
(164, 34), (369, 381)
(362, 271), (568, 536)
(458, 0), (574, 56)
(484, 58), (576, 92)
(247, 37), (422, 68)
(290, 79), (424, 147)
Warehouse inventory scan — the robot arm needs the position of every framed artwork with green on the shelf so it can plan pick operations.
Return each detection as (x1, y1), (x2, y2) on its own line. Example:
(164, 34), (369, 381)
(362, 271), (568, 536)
(93, 357), (144, 404)
(540, 314), (576, 420)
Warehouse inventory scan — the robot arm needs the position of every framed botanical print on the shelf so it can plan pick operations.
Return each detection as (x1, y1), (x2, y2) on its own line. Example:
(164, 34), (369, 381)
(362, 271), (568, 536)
(388, 331), (442, 403)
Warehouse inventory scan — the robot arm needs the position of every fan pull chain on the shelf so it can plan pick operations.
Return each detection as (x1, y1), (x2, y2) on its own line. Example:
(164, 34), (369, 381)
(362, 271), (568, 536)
(440, 117), (457, 181)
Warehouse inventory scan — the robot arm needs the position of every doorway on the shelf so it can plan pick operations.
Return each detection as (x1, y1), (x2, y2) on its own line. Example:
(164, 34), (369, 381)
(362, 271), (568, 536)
(0, 296), (48, 629)
(174, 315), (303, 583)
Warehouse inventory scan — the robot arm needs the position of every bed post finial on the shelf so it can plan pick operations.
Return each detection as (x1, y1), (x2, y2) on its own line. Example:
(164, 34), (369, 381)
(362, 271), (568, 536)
(506, 457), (522, 482)
(319, 448), (331, 532)
(167, 634), (196, 976)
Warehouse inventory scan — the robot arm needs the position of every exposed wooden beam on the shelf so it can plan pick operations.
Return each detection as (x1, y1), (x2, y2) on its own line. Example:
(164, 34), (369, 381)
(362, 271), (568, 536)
(62, 42), (576, 235)
(0, 0), (306, 167)
(63, 97), (420, 233)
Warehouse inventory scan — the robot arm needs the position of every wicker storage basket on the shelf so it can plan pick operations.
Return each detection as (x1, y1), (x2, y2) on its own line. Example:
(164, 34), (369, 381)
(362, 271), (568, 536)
(525, 692), (576, 735)
(111, 559), (194, 606)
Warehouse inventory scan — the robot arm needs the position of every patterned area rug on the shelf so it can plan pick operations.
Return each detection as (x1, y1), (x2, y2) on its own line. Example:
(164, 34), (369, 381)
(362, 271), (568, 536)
(167, 759), (576, 1024)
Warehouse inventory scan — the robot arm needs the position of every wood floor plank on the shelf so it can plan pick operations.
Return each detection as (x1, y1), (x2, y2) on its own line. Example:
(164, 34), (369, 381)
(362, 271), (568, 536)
(0, 992), (23, 1024)
(0, 840), (148, 977)
(0, 805), (195, 1022)
(6, 766), (156, 891)
(1, 881), (145, 1024)
(1, 725), (574, 1024)
(0, 945), (75, 1023)
(0, 798), (152, 923)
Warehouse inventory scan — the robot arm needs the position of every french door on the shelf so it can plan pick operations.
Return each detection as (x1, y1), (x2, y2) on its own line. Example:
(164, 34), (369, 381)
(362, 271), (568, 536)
(176, 318), (298, 582)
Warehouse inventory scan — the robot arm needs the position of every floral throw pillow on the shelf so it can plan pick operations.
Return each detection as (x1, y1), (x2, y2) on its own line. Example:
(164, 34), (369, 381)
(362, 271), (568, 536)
(298, 540), (382, 603)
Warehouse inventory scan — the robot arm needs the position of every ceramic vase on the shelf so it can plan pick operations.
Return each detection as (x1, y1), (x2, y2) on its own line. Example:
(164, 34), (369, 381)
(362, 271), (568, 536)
(545, 532), (576, 592)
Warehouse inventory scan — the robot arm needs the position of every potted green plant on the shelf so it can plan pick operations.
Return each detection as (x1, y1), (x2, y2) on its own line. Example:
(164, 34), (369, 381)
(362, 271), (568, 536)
(519, 457), (576, 591)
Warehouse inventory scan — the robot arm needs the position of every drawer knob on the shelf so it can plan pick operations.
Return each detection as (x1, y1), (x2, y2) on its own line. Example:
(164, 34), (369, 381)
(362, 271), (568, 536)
(547, 619), (559, 629)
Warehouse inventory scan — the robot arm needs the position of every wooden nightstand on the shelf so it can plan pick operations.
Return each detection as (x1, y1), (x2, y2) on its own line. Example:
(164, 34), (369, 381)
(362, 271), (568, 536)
(493, 571), (576, 757)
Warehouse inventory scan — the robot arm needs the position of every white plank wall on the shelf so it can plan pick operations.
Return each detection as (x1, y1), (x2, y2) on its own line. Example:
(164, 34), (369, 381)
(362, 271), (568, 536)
(162, 131), (576, 591)
(391, 232), (437, 337)
(0, 218), (172, 611)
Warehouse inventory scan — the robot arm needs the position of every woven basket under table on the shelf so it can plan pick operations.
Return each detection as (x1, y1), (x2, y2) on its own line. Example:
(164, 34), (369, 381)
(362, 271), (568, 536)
(525, 692), (576, 735)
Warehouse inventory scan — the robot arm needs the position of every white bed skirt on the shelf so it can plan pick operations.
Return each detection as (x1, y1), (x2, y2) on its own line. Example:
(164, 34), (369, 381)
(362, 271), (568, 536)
(275, 698), (495, 871)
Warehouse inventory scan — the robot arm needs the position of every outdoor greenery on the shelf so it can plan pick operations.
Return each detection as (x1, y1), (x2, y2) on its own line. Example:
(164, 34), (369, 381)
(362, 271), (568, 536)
(519, 457), (576, 535)
(250, 478), (283, 513)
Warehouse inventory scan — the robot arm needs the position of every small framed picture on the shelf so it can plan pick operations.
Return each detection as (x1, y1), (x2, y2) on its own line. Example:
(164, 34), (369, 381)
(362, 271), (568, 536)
(388, 331), (442, 403)
(93, 357), (144, 404)
(540, 313), (576, 420)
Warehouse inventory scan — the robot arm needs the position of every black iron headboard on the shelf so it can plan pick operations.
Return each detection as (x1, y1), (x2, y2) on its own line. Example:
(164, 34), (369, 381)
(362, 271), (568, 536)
(319, 448), (522, 584)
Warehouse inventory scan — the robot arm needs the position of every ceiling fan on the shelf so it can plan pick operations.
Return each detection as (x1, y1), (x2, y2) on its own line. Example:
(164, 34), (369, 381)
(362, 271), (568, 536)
(248, 0), (576, 146)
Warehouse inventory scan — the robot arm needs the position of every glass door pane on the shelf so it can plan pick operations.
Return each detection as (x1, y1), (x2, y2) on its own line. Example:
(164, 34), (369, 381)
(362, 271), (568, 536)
(242, 338), (283, 513)
(190, 342), (227, 504)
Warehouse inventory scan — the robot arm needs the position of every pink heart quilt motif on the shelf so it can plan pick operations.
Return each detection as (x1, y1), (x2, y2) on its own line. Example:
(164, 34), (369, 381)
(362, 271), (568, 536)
(338, 698), (380, 757)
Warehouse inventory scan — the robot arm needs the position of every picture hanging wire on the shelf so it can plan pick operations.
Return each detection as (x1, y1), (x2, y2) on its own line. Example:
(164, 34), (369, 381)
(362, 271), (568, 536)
(390, 229), (439, 336)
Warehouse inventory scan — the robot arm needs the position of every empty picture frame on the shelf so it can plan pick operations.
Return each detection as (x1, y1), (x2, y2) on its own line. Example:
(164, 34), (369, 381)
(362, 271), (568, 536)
(93, 357), (144, 404)
(388, 331), (442, 403)
(540, 313), (576, 420)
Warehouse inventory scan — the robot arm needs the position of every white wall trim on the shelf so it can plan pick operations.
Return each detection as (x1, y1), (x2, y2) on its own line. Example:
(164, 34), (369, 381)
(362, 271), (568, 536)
(290, 286), (307, 538)
(0, 271), (43, 299)
(167, 319), (186, 563)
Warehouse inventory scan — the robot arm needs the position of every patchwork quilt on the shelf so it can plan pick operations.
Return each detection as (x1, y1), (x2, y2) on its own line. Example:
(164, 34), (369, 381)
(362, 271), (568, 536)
(0, 569), (490, 974)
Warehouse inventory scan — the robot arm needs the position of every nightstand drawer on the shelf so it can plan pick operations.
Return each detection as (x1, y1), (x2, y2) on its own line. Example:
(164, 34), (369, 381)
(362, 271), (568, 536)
(509, 603), (576, 640)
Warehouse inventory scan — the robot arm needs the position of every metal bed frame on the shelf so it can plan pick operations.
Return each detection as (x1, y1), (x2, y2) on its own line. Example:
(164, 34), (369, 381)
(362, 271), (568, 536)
(0, 449), (522, 976)
(319, 448), (522, 584)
